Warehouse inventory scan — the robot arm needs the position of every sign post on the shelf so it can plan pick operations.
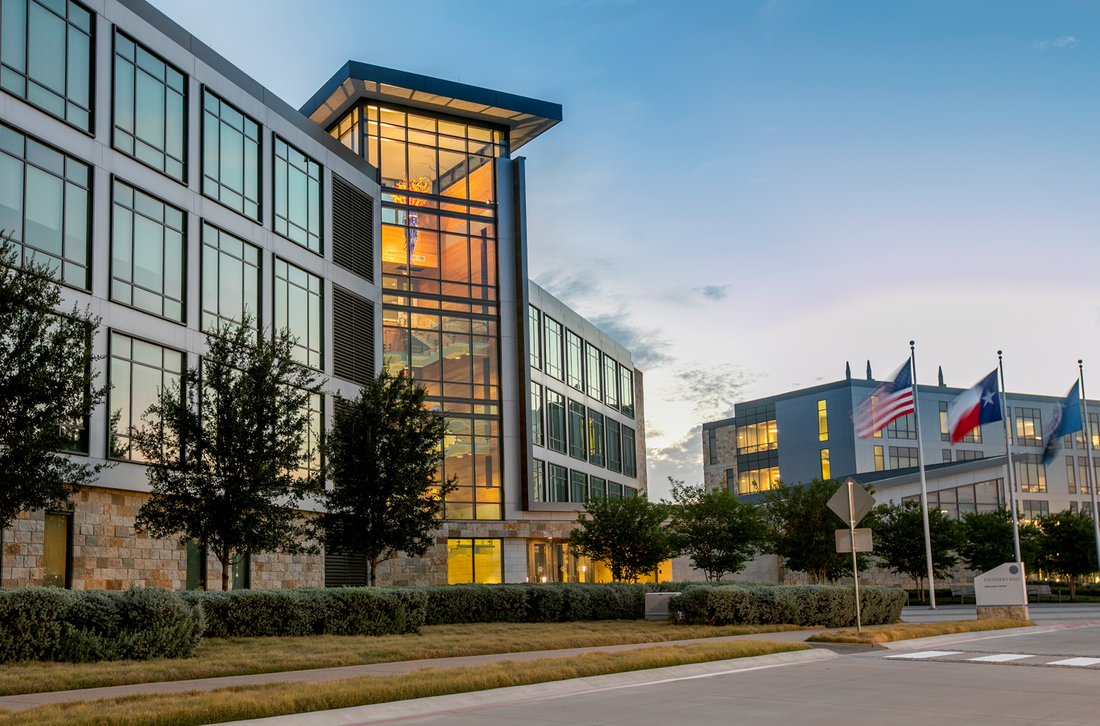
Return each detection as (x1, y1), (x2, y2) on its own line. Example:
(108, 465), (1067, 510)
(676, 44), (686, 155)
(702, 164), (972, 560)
(828, 478), (876, 632)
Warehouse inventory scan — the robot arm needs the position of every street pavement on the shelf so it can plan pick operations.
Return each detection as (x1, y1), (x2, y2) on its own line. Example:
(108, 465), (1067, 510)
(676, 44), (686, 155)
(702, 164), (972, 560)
(220, 615), (1100, 726)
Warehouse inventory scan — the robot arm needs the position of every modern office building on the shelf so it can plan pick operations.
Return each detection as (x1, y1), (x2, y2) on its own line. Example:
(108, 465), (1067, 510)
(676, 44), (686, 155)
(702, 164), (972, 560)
(0, 0), (647, 590)
(702, 363), (1100, 522)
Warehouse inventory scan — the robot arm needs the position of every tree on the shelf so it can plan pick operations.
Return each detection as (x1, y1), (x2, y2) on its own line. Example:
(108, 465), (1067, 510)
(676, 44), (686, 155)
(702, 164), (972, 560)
(0, 234), (109, 530)
(759, 478), (870, 584)
(960, 508), (1042, 575)
(1034, 510), (1098, 601)
(872, 501), (963, 601)
(666, 478), (766, 581)
(134, 318), (324, 591)
(570, 494), (672, 582)
(313, 368), (456, 586)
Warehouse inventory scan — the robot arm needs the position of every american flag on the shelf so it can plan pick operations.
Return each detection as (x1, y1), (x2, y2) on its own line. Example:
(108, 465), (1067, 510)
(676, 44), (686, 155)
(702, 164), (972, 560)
(854, 359), (915, 438)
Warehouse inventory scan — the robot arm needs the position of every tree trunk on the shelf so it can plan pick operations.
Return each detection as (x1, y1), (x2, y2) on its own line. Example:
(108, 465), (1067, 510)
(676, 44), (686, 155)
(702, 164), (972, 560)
(369, 556), (378, 587)
(221, 553), (230, 591)
(1070, 578), (1077, 602)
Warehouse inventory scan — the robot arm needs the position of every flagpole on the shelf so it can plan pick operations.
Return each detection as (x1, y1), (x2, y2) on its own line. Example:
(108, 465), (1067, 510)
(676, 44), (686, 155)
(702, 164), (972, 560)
(1079, 360), (1100, 576)
(910, 341), (936, 608)
(998, 351), (1025, 576)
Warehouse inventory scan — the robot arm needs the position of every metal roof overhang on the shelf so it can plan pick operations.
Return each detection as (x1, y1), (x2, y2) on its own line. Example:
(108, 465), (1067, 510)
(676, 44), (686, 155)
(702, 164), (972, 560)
(300, 62), (562, 151)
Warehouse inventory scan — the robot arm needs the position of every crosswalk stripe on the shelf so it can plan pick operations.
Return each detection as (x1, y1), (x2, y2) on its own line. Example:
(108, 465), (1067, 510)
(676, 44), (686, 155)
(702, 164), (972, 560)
(966, 654), (1033, 662)
(883, 651), (962, 659)
(1047, 657), (1100, 667)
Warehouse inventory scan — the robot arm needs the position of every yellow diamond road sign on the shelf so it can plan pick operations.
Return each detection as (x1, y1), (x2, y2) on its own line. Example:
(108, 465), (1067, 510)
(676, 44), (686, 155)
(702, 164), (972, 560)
(827, 478), (875, 527)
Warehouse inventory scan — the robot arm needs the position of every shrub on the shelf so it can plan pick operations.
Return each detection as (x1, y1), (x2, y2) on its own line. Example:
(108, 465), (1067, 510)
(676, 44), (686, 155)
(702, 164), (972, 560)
(668, 584), (905, 627)
(0, 587), (204, 663)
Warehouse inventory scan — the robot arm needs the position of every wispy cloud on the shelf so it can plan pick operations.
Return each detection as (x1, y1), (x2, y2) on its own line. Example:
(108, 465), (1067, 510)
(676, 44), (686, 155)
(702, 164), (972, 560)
(696, 285), (732, 301)
(662, 363), (760, 422)
(587, 312), (674, 369)
(1033, 36), (1077, 50)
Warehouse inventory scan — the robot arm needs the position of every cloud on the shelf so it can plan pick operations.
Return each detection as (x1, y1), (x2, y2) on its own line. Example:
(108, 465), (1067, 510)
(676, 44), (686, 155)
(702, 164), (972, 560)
(696, 285), (732, 301)
(662, 363), (761, 422)
(647, 424), (706, 489)
(1033, 36), (1077, 50)
(587, 312), (674, 369)
(537, 268), (603, 306)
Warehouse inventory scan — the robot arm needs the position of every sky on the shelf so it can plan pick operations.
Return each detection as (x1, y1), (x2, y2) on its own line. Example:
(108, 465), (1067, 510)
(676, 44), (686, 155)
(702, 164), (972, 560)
(151, 0), (1100, 501)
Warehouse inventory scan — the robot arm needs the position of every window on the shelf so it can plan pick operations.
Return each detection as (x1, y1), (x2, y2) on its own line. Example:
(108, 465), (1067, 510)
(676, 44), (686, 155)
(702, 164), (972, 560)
(549, 463), (568, 502)
(606, 419), (622, 473)
(725, 468), (736, 492)
(872, 397), (882, 438)
(1020, 500), (1049, 521)
(737, 420), (777, 454)
(939, 401), (949, 442)
(737, 467), (779, 495)
(1071, 501), (1079, 515)
(185, 540), (206, 591)
(570, 470), (588, 503)
(531, 383), (544, 447)
(440, 417), (502, 521)
(588, 409), (605, 467)
(585, 343), (602, 401)
(543, 316), (563, 380)
(887, 413), (916, 439)
(590, 476), (607, 500)
(1018, 454), (1046, 493)
(528, 305), (541, 369)
(274, 136), (322, 254)
(532, 458), (546, 502)
(111, 180), (186, 321)
(889, 446), (918, 469)
(230, 552), (250, 589)
(0, 0), (93, 131)
(1015, 408), (1042, 448)
(904, 479), (1005, 518)
(817, 400), (828, 442)
(203, 89), (260, 220)
(624, 485), (638, 498)
(819, 449), (830, 479)
(1079, 456), (1092, 495)
(620, 367), (635, 418)
(201, 223), (260, 333)
(609, 480), (623, 499)
(708, 428), (718, 464)
(1068, 456), (1078, 494)
(603, 355), (619, 410)
(0, 123), (91, 289)
(43, 511), (71, 587)
(1090, 413), (1100, 448)
(274, 258), (322, 369)
(942, 449), (952, 463)
(447, 538), (502, 584)
(108, 333), (184, 461)
(565, 330), (584, 391)
(568, 399), (586, 460)
(957, 450), (982, 461)
(113, 32), (186, 181)
(874, 445), (884, 471)
(623, 426), (637, 478)
(546, 389), (566, 454)
(296, 391), (323, 481)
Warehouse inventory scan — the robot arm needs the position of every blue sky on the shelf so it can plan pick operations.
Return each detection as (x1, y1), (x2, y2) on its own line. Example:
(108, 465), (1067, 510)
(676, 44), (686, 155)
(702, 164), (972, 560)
(152, 0), (1100, 498)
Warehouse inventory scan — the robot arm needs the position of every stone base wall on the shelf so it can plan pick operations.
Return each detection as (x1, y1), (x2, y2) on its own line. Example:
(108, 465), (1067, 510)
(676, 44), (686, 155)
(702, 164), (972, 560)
(0, 487), (322, 590)
(977, 605), (1030, 621)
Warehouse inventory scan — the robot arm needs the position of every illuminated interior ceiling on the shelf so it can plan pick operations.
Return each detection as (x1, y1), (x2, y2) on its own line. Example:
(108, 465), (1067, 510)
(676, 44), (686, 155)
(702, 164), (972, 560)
(300, 62), (562, 152)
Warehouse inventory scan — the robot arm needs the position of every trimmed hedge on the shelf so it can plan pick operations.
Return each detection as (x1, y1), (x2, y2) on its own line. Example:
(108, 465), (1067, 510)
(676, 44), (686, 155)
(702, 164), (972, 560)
(181, 588), (426, 637)
(0, 587), (204, 663)
(668, 584), (906, 627)
(421, 583), (651, 624)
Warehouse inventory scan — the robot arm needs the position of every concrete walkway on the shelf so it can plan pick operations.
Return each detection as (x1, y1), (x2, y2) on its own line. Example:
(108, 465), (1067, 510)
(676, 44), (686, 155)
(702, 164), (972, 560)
(0, 628), (825, 712)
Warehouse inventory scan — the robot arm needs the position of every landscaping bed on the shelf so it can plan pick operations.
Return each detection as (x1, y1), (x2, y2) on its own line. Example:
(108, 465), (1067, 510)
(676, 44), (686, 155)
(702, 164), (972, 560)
(806, 618), (1034, 644)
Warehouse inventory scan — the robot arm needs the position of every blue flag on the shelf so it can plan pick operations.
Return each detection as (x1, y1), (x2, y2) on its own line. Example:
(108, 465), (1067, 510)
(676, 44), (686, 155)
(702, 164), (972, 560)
(1042, 381), (1083, 465)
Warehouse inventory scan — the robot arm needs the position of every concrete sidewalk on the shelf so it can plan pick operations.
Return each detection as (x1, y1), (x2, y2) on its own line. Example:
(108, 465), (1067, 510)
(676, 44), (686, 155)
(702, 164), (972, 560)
(0, 628), (824, 712)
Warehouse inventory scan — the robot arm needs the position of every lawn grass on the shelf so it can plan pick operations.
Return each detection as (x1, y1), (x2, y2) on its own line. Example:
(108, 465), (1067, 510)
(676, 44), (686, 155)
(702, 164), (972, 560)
(806, 619), (1034, 644)
(0, 640), (808, 726)
(0, 620), (810, 697)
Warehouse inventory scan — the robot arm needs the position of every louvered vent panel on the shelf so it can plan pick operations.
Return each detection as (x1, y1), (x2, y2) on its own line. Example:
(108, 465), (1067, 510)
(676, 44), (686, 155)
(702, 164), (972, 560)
(324, 550), (368, 587)
(332, 173), (374, 282)
(333, 284), (375, 387)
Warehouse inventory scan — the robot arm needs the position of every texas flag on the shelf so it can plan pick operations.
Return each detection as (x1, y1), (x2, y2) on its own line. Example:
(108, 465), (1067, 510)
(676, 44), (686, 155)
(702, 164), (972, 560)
(946, 370), (1002, 444)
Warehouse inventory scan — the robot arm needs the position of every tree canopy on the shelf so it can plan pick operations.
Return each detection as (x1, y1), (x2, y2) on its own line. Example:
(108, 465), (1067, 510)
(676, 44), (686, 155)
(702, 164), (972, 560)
(1034, 510), (1098, 601)
(314, 368), (456, 586)
(0, 234), (108, 530)
(871, 500), (963, 601)
(569, 493), (672, 583)
(134, 319), (323, 590)
(666, 478), (766, 581)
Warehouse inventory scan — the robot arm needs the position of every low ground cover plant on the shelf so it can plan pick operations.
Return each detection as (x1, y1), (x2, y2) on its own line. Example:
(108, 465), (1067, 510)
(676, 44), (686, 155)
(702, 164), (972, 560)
(669, 584), (905, 627)
(807, 618), (1033, 644)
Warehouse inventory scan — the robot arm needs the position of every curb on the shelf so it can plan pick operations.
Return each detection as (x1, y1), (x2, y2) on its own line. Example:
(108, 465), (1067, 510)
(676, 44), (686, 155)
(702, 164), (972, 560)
(880, 621), (1100, 651)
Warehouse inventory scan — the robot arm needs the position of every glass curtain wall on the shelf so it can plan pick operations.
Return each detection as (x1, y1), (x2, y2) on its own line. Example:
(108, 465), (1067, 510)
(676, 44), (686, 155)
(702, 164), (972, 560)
(334, 102), (506, 520)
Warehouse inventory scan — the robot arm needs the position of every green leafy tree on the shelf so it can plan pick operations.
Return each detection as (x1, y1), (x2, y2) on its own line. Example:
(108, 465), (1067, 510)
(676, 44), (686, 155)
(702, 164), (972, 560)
(960, 507), (1042, 575)
(759, 478), (871, 584)
(666, 477), (766, 581)
(872, 501), (963, 601)
(314, 368), (457, 586)
(570, 494), (672, 582)
(134, 318), (324, 591)
(1034, 510), (1098, 601)
(0, 234), (109, 530)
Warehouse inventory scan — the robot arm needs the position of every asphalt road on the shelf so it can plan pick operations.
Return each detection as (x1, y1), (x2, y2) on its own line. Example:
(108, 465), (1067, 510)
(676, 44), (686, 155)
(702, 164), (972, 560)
(230, 621), (1100, 726)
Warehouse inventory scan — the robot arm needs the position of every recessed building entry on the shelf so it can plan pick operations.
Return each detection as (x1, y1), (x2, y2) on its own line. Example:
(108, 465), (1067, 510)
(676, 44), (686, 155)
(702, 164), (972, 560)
(527, 539), (596, 583)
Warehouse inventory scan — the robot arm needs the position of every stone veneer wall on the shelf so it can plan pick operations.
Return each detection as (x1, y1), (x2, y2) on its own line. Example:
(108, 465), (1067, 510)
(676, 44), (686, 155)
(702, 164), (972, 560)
(702, 423), (737, 492)
(0, 487), (322, 590)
